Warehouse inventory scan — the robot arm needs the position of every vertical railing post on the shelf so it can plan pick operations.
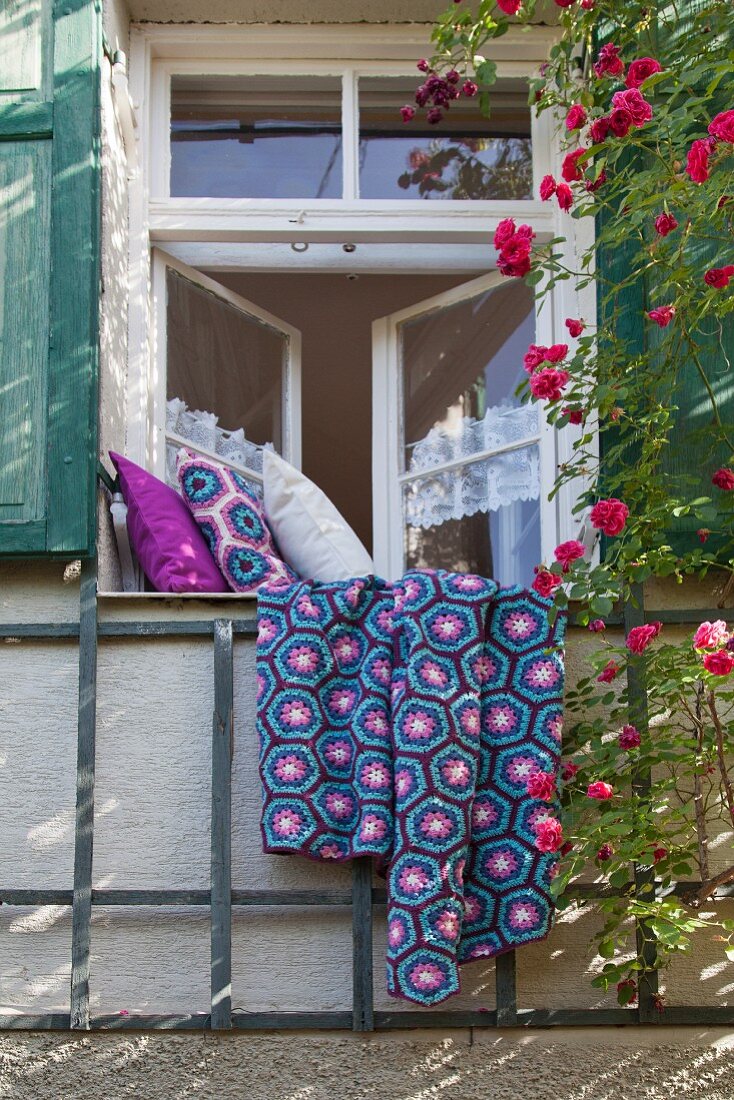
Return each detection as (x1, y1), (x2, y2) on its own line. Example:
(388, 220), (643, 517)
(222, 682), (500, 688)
(351, 858), (374, 1031)
(211, 619), (233, 1029)
(624, 583), (659, 1022)
(495, 950), (518, 1026)
(70, 558), (98, 1029)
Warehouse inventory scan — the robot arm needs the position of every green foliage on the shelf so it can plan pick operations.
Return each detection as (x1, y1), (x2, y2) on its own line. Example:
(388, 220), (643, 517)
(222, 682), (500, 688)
(422, 0), (734, 1007)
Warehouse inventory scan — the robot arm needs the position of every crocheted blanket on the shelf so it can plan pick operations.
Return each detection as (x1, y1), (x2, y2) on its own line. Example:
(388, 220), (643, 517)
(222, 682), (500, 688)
(257, 571), (566, 1006)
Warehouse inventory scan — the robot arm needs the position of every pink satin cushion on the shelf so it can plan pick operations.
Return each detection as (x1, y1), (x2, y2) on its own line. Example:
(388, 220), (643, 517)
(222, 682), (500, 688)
(110, 452), (228, 593)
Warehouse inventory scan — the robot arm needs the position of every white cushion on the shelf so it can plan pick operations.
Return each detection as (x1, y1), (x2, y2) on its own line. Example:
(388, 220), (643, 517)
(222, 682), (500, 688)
(263, 450), (374, 582)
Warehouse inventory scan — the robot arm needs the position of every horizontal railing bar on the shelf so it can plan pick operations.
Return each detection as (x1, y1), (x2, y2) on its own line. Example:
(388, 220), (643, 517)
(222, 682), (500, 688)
(2, 881), (731, 908)
(601, 608), (729, 627)
(0, 623), (80, 639)
(1, 1005), (732, 1031)
(98, 621), (257, 638)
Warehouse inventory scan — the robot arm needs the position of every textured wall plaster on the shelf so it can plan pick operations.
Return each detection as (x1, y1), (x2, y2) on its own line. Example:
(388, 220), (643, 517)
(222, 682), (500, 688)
(2, 1029), (734, 1100)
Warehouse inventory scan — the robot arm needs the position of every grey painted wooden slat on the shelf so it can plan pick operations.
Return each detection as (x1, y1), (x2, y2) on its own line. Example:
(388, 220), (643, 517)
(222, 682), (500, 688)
(624, 584), (660, 1024)
(600, 607), (729, 627)
(211, 619), (233, 1030)
(351, 857), (374, 1032)
(0, 622), (80, 638)
(70, 560), (97, 1030)
(98, 619), (257, 638)
(495, 950), (517, 1026)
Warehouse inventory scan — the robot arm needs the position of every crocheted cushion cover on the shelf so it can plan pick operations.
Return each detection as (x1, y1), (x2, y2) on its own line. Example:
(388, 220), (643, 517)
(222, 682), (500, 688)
(257, 570), (566, 1006)
(177, 451), (296, 593)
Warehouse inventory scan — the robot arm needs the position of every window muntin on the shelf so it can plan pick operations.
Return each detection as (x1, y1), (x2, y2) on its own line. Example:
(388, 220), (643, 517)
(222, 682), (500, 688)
(358, 77), (532, 201)
(170, 75), (343, 199)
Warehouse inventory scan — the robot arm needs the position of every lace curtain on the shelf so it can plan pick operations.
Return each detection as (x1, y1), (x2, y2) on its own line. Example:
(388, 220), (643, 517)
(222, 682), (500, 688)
(405, 403), (540, 529)
(166, 398), (267, 495)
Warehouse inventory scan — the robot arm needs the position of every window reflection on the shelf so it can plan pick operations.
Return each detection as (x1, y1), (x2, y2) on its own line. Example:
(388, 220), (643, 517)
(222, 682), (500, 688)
(170, 75), (343, 198)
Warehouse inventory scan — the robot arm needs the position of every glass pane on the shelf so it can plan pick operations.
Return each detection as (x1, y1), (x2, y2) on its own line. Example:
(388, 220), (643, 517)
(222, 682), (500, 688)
(401, 279), (536, 471)
(403, 449), (541, 587)
(170, 75), (343, 198)
(359, 77), (532, 200)
(165, 268), (285, 486)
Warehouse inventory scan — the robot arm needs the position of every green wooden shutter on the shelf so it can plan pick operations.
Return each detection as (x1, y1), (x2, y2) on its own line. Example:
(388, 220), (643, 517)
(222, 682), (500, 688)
(0, 0), (101, 557)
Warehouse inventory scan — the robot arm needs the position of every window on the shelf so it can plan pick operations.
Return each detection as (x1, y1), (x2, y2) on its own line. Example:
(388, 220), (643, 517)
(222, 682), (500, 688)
(132, 25), (581, 589)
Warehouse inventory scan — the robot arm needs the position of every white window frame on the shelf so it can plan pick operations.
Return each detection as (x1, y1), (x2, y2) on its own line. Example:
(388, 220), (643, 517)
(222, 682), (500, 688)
(127, 22), (593, 573)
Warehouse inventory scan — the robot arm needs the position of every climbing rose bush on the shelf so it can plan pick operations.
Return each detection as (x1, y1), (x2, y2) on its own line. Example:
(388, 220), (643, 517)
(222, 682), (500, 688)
(416, 0), (734, 1007)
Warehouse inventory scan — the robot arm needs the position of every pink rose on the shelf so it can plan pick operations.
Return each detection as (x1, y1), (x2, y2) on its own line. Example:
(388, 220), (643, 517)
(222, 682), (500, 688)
(703, 650), (734, 676)
(611, 88), (653, 127)
(529, 368), (570, 402)
(709, 109), (734, 144)
(626, 621), (662, 654)
(493, 217), (517, 251)
(589, 497), (629, 536)
(566, 104), (588, 131)
(565, 318), (584, 337)
(589, 116), (610, 143)
(618, 724), (641, 750)
(523, 343), (568, 372)
(625, 57), (662, 88)
(534, 818), (564, 853)
(593, 43), (624, 79)
(526, 770), (557, 801)
(562, 761), (579, 781)
(588, 619), (606, 632)
(647, 305), (675, 327)
(608, 107), (633, 138)
(704, 266), (734, 288)
(539, 173), (557, 200)
(400, 105), (415, 122)
(712, 467), (734, 490)
(654, 212), (678, 236)
(556, 183), (573, 211)
(587, 781), (614, 800)
(532, 568), (563, 598)
(597, 660), (620, 683)
(686, 138), (712, 184)
(554, 539), (586, 569)
(561, 149), (585, 182)
(692, 620), (729, 650)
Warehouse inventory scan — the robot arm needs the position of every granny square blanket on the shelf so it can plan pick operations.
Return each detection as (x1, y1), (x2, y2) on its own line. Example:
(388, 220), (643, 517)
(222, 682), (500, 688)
(257, 571), (566, 1006)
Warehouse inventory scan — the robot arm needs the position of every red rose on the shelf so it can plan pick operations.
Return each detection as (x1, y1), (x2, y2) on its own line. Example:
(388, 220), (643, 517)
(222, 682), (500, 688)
(545, 343), (569, 362)
(652, 847), (668, 864)
(554, 0), (576, 6)
(608, 108), (633, 138)
(539, 173), (557, 200)
(587, 781), (614, 800)
(563, 406), (583, 424)
(497, 0), (522, 12)
(597, 660), (620, 683)
(588, 619), (605, 632)
(589, 116), (610, 143)
(565, 318), (584, 337)
(556, 183), (573, 211)
(709, 109), (734, 143)
(626, 621), (662, 654)
(704, 266), (734, 288)
(712, 467), (734, 490)
(534, 818), (564, 853)
(498, 253), (532, 278)
(562, 761), (579, 781)
(625, 57), (662, 89)
(702, 649), (734, 676)
(581, 0), (594, 7)
(532, 568), (563, 598)
(585, 168), (607, 193)
(493, 217), (517, 250)
(554, 539), (586, 569)
(617, 979), (638, 1004)
(611, 88), (653, 127)
(462, 80), (478, 98)
(654, 212), (678, 236)
(529, 368), (570, 402)
(589, 497), (629, 536)
(697, 528), (710, 543)
(647, 305), (675, 327)
(526, 770), (557, 801)
(400, 105), (416, 123)
(561, 149), (585, 182)
(523, 344), (548, 373)
(686, 138), (712, 184)
(593, 43), (624, 79)
(618, 724), (641, 750)
(596, 843), (614, 862)
(566, 104), (587, 131)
